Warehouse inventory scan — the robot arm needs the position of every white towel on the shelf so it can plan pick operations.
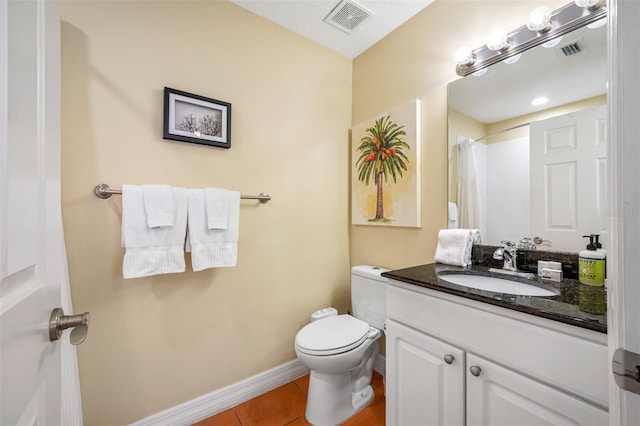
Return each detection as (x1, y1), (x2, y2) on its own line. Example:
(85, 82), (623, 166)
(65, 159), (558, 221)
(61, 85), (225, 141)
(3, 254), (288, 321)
(434, 229), (477, 267)
(186, 189), (240, 271)
(122, 185), (188, 279)
(447, 202), (458, 229)
(204, 188), (233, 230)
(142, 184), (175, 228)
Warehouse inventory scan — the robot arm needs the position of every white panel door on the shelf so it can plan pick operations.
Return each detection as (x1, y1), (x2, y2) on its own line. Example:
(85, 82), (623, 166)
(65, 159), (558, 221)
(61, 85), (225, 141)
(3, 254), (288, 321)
(385, 319), (465, 426)
(466, 353), (608, 426)
(530, 106), (607, 251)
(0, 0), (64, 424)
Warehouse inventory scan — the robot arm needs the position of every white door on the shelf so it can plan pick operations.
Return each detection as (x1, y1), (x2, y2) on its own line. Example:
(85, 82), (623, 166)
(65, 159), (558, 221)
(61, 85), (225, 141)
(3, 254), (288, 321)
(530, 105), (607, 252)
(385, 319), (465, 426)
(608, 0), (640, 424)
(466, 353), (608, 426)
(0, 0), (67, 424)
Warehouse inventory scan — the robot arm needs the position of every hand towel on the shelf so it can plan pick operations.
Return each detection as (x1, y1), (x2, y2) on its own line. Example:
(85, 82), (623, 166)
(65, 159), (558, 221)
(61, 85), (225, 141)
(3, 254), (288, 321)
(434, 229), (477, 267)
(186, 188), (240, 271)
(142, 184), (175, 228)
(122, 185), (188, 279)
(204, 188), (233, 230)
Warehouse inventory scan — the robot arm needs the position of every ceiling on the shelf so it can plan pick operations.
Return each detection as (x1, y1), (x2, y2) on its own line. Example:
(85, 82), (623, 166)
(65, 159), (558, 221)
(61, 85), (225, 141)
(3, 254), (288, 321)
(228, 0), (434, 59)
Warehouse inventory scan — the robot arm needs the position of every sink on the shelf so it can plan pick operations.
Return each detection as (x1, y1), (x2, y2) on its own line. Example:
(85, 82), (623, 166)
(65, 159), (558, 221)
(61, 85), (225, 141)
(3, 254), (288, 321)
(437, 272), (560, 297)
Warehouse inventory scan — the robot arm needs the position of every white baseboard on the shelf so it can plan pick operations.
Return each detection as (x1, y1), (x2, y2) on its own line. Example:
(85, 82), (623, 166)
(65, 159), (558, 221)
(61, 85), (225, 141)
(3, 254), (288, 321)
(129, 359), (309, 426)
(129, 354), (386, 426)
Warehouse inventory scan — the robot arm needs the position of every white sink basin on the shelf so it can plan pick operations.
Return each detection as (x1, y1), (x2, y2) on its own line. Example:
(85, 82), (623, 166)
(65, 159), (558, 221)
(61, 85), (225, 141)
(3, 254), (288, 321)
(437, 273), (560, 297)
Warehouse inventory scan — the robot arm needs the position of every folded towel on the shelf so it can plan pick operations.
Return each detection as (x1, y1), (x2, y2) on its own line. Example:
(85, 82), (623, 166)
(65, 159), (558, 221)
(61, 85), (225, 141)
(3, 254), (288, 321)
(122, 185), (188, 279)
(434, 229), (478, 267)
(186, 189), (240, 271)
(142, 184), (175, 228)
(204, 188), (235, 230)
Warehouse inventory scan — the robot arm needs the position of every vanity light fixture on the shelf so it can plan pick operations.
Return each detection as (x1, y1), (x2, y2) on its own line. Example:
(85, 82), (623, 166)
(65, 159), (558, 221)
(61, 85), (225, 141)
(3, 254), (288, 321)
(527, 6), (553, 33)
(454, 0), (606, 76)
(542, 36), (563, 48)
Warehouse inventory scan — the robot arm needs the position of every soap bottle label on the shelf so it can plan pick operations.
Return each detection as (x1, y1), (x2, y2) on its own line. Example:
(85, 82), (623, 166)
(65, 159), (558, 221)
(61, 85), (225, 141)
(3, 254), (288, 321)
(579, 258), (605, 286)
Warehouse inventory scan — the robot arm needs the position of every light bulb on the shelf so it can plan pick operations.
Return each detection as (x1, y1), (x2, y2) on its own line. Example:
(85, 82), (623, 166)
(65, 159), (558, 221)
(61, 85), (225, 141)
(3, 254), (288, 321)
(454, 46), (475, 66)
(574, 0), (605, 9)
(527, 6), (553, 32)
(542, 36), (563, 48)
(487, 30), (509, 51)
(502, 53), (521, 65)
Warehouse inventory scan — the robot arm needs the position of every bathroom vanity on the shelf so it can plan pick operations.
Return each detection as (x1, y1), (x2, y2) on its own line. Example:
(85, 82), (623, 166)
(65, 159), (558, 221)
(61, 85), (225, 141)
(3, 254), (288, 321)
(383, 264), (608, 426)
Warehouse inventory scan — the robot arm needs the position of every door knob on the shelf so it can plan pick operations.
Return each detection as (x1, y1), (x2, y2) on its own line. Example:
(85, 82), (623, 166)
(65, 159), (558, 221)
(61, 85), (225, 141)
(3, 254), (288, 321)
(444, 354), (455, 364)
(469, 365), (482, 377)
(49, 307), (90, 345)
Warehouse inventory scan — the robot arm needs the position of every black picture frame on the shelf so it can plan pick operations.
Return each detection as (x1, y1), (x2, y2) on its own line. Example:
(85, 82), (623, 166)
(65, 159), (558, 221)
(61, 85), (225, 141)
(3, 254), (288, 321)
(163, 87), (231, 149)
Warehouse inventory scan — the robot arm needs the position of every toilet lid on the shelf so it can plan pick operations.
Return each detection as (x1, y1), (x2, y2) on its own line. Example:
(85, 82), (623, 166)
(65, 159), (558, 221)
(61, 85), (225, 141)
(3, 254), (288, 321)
(295, 315), (370, 356)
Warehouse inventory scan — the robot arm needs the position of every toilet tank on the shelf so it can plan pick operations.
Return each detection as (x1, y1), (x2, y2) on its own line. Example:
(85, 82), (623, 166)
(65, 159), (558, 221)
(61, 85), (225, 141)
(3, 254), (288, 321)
(351, 265), (389, 330)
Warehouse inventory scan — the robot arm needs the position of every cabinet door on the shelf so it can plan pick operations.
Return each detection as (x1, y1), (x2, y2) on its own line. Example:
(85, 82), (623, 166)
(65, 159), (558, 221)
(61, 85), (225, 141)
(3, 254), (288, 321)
(466, 353), (608, 426)
(386, 319), (464, 426)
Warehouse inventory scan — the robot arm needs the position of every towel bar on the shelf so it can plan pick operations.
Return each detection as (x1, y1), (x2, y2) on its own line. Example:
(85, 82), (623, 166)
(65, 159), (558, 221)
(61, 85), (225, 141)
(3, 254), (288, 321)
(94, 183), (271, 204)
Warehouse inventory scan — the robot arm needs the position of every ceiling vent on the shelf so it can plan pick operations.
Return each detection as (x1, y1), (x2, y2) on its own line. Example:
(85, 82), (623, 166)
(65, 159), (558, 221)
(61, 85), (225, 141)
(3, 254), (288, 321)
(324, 0), (373, 34)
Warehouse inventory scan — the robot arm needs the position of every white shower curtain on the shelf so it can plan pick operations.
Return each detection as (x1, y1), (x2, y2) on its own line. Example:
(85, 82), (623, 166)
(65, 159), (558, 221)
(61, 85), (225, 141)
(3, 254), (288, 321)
(457, 136), (483, 232)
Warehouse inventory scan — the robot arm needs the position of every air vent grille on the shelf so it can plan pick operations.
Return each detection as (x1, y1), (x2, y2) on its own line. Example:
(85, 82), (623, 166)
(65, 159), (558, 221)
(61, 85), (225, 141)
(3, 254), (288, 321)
(324, 0), (372, 34)
(560, 41), (582, 57)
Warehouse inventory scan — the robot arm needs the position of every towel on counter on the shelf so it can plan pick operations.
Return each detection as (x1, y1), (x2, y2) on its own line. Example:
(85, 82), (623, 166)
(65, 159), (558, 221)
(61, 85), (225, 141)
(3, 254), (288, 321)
(204, 188), (233, 230)
(142, 184), (175, 228)
(186, 188), (240, 271)
(434, 229), (480, 267)
(122, 184), (188, 279)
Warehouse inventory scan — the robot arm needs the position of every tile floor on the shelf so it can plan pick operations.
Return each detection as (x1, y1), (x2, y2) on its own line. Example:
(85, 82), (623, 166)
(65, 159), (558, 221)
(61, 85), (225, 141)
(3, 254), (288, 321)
(193, 371), (385, 426)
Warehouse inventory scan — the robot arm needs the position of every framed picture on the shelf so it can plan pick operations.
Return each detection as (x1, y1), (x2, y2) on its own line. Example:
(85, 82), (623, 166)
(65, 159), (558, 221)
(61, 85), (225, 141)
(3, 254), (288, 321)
(163, 87), (231, 149)
(351, 99), (421, 227)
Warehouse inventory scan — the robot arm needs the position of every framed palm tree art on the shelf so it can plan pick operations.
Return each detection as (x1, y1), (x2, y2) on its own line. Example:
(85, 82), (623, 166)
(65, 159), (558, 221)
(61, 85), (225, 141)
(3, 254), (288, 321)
(351, 100), (421, 227)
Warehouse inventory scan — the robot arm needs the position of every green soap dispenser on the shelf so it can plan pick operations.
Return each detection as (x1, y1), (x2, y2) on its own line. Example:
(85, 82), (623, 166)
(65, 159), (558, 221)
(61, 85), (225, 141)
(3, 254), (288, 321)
(579, 234), (606, 286)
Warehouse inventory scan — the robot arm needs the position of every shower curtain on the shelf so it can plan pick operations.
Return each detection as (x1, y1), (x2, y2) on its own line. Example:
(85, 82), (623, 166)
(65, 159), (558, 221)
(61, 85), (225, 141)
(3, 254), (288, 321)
(457, 136), (483, 232)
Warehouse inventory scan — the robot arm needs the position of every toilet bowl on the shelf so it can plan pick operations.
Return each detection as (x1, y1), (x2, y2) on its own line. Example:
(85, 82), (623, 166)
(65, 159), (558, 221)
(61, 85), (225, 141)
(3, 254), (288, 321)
(294, 266), (388, 426)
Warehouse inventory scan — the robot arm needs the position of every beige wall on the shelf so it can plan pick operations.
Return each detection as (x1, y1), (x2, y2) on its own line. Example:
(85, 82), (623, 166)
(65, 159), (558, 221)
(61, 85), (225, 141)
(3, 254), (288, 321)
(60, 1), (351, 424)
(350, 0), (566, 269)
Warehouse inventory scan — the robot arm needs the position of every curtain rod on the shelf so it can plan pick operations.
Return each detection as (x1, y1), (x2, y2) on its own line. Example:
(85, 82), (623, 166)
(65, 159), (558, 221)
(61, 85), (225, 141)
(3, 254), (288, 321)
(472, 122), (530, 144)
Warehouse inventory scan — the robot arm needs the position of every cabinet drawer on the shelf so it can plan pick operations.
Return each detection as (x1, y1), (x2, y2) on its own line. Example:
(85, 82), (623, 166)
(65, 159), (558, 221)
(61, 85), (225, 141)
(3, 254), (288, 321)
(388, 282), (609, 408)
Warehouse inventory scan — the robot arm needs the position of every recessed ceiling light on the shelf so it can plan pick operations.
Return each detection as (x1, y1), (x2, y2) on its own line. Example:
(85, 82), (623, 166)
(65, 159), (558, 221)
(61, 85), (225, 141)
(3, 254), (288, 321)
(531, 96), (549, 106)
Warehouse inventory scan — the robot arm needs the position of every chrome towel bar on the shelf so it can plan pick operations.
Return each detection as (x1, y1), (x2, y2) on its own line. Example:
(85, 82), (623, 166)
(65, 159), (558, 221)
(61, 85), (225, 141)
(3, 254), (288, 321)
(94, 183), (271, 204)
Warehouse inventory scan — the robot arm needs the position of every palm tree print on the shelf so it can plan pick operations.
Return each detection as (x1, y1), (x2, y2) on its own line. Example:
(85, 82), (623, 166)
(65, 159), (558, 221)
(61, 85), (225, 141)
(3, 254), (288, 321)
(355, 115), (410, 222)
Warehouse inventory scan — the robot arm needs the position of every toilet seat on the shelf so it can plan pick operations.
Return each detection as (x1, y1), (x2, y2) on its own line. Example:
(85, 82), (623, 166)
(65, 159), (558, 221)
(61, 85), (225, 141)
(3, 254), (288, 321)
(295, 315), (374, 356)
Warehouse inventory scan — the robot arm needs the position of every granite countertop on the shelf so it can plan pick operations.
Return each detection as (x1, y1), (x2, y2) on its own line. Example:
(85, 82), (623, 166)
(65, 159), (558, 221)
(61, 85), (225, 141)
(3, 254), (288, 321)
(382, 263), (607, 334)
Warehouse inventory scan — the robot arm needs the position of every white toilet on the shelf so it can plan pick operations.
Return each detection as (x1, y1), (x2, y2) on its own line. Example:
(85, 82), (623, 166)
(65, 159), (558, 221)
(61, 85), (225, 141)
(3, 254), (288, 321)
(294, 265), (388, 426)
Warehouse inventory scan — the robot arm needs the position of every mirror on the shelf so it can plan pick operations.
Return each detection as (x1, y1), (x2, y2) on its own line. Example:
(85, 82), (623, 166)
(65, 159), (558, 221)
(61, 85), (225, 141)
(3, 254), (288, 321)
(447, 19), (607, 252)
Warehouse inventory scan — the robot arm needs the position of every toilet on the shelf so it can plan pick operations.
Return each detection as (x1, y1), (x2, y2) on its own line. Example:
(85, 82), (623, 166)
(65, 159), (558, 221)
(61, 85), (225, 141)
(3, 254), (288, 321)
(294, 265), (388, 426)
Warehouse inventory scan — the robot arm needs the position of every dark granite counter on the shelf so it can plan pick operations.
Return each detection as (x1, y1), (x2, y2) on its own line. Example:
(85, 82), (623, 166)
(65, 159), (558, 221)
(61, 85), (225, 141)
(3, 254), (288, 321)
(382, 263), (607, 334)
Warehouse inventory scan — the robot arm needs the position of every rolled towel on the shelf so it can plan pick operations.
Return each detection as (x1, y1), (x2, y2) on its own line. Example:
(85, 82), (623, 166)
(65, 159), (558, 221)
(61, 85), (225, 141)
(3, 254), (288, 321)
(434, 229), (476, 267)
(142, 184), (175, 228)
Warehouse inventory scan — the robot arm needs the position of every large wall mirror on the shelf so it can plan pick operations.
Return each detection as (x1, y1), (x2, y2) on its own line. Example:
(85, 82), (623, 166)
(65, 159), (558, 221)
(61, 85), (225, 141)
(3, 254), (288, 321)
(447, 18), (607, 252)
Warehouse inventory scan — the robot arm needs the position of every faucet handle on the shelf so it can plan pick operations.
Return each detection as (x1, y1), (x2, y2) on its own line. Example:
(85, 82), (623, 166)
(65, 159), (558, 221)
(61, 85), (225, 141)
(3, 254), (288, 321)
(500, 240), (515, 248)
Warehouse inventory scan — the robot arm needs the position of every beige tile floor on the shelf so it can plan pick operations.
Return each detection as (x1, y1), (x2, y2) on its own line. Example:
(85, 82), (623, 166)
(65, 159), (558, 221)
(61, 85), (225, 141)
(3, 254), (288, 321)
(193, 371), (385, 426)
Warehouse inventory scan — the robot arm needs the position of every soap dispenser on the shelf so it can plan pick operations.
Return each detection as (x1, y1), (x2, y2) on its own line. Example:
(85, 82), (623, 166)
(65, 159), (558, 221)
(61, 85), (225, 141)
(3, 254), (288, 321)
(579, 235), (606, 286)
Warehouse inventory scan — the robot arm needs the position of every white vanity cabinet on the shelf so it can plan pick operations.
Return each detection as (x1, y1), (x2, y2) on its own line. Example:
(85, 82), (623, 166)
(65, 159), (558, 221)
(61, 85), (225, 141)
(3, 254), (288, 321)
(386, 280), (609, 426)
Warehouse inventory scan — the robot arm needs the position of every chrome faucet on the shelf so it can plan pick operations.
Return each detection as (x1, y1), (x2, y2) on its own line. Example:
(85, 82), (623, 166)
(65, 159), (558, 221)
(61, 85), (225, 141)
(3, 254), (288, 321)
(493, 241), (517, 271)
